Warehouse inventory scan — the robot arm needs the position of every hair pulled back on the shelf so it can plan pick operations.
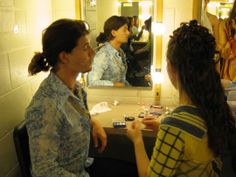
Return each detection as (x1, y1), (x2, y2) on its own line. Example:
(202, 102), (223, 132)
(28, 19), (89, 75)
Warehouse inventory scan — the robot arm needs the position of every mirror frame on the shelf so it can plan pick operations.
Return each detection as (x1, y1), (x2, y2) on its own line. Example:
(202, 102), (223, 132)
(79, 0), (162, 90)
(193, 0), (202, 21)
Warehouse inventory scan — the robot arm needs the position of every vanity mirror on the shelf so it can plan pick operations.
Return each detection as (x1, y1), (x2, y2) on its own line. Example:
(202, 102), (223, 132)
(81, 0), (155, 88)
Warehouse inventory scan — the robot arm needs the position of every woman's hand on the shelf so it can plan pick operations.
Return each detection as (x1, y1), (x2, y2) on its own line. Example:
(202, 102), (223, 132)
(91, 118), (107, 153)
(144, 74), (152, 81)
(142, 117), (160, 132)
(127, 120), (143, 144)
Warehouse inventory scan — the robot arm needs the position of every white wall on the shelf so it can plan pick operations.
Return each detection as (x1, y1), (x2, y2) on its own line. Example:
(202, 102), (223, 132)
(0, 1), (75, 177)
(96, 0), (119, 34)
(160, 0), (193, 106)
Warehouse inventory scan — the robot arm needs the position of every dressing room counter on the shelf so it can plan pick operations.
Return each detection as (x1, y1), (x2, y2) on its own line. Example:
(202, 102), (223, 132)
(88, 102), (157, 163)
(89, 102), (157, 137)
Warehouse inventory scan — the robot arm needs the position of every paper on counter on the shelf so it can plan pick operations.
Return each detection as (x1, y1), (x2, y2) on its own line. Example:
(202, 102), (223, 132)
(90, 101), (111, 116)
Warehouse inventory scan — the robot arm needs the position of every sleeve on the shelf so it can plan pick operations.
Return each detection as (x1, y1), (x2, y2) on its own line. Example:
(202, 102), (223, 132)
(25, 101), (78, 177)
(218, 20), (234, 60)
(148, 126), (184, 177)
(87, 52), (114, 86)
(133, 28), (144, 41)
(142, 40), (151, 52)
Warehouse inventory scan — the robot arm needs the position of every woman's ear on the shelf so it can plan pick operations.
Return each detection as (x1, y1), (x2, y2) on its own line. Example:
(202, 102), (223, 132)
(167, 60), (177, 75)
(111, 29), (117, 38)
(58, 51), (69, 64)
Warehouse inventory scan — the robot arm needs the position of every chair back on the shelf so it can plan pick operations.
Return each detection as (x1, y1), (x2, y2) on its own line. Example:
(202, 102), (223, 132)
(13, 120), (32, 177)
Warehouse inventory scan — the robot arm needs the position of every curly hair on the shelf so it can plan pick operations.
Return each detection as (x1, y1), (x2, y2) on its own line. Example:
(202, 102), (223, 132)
(167, 20), (235, 157)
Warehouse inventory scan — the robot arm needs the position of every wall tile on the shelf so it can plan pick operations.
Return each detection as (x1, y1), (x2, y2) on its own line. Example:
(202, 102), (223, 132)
(0, 53), (11, 94)
(6, 164), (22, 177)
(0, 84), (32, 137)
(0, 0), (74, 177)
(0, 131), (18, 177)
(8, 48), (32, 88)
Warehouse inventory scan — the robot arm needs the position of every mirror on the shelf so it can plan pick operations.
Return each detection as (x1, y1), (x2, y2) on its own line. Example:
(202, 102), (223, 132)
(203, 0), (233, 20)
(81, 0), (154, 88)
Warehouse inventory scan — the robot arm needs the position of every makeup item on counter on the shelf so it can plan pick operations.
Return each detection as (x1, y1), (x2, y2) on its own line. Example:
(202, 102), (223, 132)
(150, 105), (163, 109)
(113, 100), (120, 106)
(124, 116), (135, 121)
(138, 112), (145, 118)
(112, 121), (126, 128)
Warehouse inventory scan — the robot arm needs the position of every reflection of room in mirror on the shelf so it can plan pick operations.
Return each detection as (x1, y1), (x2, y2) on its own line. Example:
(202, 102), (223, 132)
(82, 0), (154, 88)
(206, 1), (233, 19)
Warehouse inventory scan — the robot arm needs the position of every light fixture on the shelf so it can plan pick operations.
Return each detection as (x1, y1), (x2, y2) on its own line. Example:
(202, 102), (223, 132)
(90, 0), (96, 7)
(152, 22), (165, 35)
(13, 25), (19, 34)
(115, 2), (121, 6)
(151, 68), (164, 84)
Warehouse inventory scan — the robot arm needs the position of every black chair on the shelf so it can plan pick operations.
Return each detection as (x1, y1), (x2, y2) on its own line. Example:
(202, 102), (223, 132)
(13, 120), (32, 177)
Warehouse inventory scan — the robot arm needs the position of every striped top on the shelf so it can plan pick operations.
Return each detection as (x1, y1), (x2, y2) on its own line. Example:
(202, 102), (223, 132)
(148, 105), (221, 177)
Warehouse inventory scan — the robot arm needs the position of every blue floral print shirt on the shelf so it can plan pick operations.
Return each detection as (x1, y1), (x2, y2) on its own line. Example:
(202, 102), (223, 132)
(25, 72), (91, 177)
(87, 42), (128, 86)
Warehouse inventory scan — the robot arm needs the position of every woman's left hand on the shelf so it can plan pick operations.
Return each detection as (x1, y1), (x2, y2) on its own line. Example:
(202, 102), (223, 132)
(127, 120), (143, 144)
(91, 118), (107, 152)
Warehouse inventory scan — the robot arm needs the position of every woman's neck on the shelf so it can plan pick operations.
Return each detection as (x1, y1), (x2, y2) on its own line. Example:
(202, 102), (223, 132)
(179, 89), (193, 106)
(109, 40), (121, 50)
(55, 69), (77, 90)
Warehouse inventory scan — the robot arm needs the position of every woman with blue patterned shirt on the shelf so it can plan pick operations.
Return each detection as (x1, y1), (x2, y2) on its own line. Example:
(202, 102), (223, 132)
(127, 20), (235, 177)
(88, 16), (130, 87)
(25, 19), (107, 177)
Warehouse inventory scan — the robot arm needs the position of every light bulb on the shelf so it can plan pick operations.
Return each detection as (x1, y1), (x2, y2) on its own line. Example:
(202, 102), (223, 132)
(152, 22), (165, 35)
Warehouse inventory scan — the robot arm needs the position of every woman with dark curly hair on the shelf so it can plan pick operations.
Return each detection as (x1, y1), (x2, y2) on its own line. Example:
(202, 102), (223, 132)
(127, 20), (235, 177)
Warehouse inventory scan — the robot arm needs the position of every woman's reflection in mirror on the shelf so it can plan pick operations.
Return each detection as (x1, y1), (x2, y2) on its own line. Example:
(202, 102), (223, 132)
(131, 16), (139, 36)
(88, 16), (130, 87)
(126, 17), (152, 86)
(118, 16), (149, 87)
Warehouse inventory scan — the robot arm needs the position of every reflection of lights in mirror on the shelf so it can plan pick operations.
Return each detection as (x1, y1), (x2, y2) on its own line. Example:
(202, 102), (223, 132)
(13, 25), (19, 34)
(206, 1), (233, 19)
(90, 0), (96, 7)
